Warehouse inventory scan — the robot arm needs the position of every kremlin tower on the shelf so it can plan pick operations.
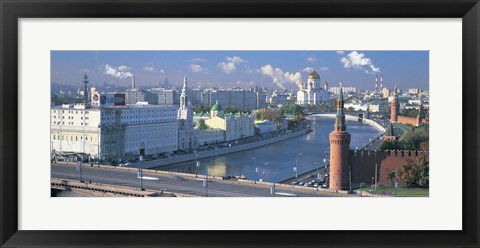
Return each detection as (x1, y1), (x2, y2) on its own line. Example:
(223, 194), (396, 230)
(329, 83), (351, 191)
(390, 83), (399, 123)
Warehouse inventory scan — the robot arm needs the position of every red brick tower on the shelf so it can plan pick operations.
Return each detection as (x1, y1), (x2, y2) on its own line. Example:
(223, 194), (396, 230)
(329, 84), (351, 191)
(390, 83), (399, 123)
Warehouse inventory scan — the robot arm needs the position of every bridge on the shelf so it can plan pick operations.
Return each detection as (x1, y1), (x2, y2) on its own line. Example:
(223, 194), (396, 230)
(51, 162), (355, 197)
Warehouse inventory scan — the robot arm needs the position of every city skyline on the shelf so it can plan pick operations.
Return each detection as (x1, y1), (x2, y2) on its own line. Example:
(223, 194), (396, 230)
(51, 51), (429, 90)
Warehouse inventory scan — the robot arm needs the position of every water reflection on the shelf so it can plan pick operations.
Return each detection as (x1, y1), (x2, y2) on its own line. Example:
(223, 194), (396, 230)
(156, 116), (379, 182)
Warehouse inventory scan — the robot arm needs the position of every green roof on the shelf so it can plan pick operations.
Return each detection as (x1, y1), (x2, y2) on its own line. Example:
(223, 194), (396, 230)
(211, 102), (223, 111)
(385, 123), (396, 137)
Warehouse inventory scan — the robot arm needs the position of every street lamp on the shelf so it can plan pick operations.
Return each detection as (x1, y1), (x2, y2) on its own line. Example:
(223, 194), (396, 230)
(138, 155), (144, 191)
(360, 182), (365, 197)
(76, 161), (83, 183)
(271, 173), (277, 197)
(262, 162), (269, 182)
(294, 152), (303, 178)
(393, 170), (397, 197)
(252, 156), (257, 184)
(195, 152), (200, 178)
(203, 164), (209, 197)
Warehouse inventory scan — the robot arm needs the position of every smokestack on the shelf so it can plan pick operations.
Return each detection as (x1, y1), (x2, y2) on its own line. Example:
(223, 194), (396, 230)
(131, 76), (136, 90)
(375, 75), (378, 93)
(380, 74), (383, 90)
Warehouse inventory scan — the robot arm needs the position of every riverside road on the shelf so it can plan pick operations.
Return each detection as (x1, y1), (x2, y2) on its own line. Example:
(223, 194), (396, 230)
(51, 163), (351, 197)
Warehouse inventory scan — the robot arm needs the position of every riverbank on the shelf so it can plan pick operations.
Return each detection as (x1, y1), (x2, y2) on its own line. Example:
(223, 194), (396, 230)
(141, 128), (309, 169)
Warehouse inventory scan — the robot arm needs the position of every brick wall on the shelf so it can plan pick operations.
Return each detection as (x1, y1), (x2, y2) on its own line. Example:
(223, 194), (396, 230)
(350, 150), (429, 187)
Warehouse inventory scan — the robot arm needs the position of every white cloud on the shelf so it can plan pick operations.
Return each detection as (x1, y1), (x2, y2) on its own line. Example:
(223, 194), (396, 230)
(117, 65), (130, 71)
(260, 64), (301, 89)
(217, 62), (236, 74)
(303, 66), (328, 72)
(190, 64), (208, 73)
(302, 67), (315, 72)
(307, 56), (318, 63)
(336, 51), (345, 55)
(159, 69), (166, 74)
(142, 66), (155, 72)
(103, 64), (133, 79)
(226, 56), (247, 64)
(191, 58), (206, 62)
(217, 56), (247, 74)
(340, 51), (381, 74)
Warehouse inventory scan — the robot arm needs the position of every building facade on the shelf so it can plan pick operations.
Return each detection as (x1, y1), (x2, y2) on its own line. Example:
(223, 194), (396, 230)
(50, 102), (179, 161)
(205, 101), (255, 142)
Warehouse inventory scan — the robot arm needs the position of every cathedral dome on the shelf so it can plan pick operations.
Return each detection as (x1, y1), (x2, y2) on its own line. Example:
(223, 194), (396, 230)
(308, 70), (320, 79)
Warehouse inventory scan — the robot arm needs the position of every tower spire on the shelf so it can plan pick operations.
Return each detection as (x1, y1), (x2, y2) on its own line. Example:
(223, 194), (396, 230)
(82, 73), (89, 104)
(180, 74), (189, 109)
(131, 75), (136, 90)
(163, 73), (168, 88)
(334, 83), (346, 132)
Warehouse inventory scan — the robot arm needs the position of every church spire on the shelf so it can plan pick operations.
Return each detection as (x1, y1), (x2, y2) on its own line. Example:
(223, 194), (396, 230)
(334, 83), (346, 132)
(180, 74), (189, 110)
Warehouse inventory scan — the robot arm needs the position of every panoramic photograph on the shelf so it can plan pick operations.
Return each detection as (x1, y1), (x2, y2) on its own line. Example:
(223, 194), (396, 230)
(50, 51), (429, 197)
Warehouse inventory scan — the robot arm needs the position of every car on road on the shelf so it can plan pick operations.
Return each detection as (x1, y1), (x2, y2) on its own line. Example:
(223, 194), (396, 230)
(291, 181), (297, 185)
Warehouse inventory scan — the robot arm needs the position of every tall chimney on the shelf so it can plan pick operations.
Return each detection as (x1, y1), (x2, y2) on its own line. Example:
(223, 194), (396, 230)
(131, 76), (136, 90)
(380, 74), (383, 90)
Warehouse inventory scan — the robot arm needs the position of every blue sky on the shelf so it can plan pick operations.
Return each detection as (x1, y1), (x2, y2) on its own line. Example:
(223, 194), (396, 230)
(51, 51), (428, 90)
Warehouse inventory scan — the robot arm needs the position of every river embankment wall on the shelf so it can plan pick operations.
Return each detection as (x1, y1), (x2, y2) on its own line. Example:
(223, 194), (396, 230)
(310, 113), (386, 133)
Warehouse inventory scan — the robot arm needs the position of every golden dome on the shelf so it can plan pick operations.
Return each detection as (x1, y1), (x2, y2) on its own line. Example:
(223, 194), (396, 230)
(308, 70), (320, 79)
(297, 81), (305, 85)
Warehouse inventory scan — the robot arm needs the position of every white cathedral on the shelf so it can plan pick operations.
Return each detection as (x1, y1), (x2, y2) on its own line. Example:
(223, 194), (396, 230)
(296, 69), (330, 106)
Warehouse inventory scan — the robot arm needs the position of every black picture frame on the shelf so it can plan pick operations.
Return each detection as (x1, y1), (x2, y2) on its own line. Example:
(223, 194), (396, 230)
(1, 0), (479, 247)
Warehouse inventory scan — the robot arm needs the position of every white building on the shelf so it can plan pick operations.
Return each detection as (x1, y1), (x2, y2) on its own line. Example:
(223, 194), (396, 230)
(329, 86), (357, 95)
(195, 129), (225, 147)
(50, 102), (179, 161)
(254, 121), (276, 134)
(202, 88), (263, 110)
(296, 70), (330, 106)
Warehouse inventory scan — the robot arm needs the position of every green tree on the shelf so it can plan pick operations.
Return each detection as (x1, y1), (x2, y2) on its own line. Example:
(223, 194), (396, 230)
(401, 108), (419, 118)
(417, 153), (429, 188)
(398, 159), (418, 188)
(281, 103), (304, 117)
(378, 140), (404, 151)
(198, 119), (207, 130)
(386, 170), (397, 187)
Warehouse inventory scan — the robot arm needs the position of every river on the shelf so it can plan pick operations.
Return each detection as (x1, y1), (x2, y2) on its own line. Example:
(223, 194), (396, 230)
(155, 116), (381, 182)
